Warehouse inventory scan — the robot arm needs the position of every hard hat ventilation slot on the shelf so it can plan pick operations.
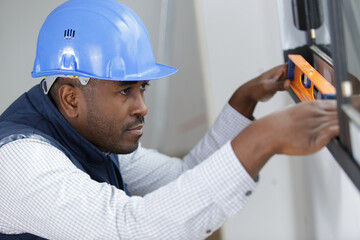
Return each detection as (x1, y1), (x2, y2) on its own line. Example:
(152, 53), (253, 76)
(64, 29), (75, 39)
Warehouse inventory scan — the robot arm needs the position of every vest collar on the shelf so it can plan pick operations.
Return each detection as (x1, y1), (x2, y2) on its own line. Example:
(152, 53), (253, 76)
(27, 82), (108, 163)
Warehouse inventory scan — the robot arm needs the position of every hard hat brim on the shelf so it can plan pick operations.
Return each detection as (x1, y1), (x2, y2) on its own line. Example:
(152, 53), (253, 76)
(32, 63), (178, 81)
(132, 63), (178, 81)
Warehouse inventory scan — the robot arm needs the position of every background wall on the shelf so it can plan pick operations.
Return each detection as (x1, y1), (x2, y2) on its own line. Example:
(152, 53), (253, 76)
(1, 1), (359, 239)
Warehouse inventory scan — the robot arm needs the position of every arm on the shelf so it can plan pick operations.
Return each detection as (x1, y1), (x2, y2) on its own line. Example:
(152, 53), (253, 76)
(0, 138), (255, 239)
(121, 99), (338, 195)
(179, 64), (290, 165)
(183, 64), (290, 165)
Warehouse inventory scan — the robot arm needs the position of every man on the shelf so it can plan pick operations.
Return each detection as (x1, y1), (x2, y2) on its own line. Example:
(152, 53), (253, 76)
(0, 0), (338, 239)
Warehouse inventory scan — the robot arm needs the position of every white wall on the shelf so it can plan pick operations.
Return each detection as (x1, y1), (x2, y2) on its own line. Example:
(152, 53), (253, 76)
(0, 0), (64, 111)
(290, 151), (360, 240)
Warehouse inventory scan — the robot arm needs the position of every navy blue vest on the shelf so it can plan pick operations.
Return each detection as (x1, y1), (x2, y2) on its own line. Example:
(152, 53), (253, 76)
(0, 83), (127, 239)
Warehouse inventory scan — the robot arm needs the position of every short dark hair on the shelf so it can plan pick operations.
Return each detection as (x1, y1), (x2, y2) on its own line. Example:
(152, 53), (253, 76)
(48, 77), (97, 108)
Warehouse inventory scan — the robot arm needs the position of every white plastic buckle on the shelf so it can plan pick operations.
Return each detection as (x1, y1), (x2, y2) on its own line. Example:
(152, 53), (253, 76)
(42, 75), (90, 94)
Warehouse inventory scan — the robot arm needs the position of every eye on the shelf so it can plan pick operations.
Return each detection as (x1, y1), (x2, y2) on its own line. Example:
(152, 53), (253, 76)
(120, 87), (131, 95)
(140, 82), (150, 91)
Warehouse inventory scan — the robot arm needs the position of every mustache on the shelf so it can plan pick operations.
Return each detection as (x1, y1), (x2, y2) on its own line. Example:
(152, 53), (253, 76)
(125, 116), (145, 129)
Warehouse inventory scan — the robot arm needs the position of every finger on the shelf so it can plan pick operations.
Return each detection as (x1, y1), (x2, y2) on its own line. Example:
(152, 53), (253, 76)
(306, 107), (338, 130)
(273, 69), (285, 82)
(316, 100), (337, 111)
(276, 64), (288, 80)
(309, 112), (339, 139)
(310, 116), (339, 134)
(275, 79), (290, 91)
(314, 124), (339, 149)
(264, 77), (288, 92)
(300, 100), (337, 114)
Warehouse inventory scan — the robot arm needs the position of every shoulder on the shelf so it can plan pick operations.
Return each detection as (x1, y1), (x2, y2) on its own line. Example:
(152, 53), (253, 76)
(0, 136), (73, 172)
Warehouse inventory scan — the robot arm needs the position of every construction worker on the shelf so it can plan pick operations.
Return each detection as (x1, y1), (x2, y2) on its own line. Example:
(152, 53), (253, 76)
(0, 0), (338, 239)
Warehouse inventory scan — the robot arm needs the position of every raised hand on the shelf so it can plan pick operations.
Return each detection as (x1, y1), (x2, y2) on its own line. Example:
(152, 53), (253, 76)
(270, 100), (339, 155)
(231, 100), (339, 179)
(229, 63), (290, 119)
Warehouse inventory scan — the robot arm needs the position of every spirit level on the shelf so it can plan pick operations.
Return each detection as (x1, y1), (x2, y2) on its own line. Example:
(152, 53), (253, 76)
(287, 54), (336, 101)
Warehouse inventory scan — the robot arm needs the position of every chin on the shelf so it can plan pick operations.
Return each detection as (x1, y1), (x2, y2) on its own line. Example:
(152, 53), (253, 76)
(112, 142), (139, 154)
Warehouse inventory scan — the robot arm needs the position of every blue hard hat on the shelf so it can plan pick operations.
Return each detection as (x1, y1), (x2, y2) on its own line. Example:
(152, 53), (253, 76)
(32, 0), (177, 81)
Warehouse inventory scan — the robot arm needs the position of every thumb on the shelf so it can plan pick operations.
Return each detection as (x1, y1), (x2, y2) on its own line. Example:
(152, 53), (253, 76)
(275, 79), (290, 91)
(266, 69), (288, 90)
(272, 68), (289, 89)
(264, 75), (289, 92)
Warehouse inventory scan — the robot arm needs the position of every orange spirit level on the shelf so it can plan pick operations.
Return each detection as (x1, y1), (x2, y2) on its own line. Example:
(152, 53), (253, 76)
(287, 54), (336, 101)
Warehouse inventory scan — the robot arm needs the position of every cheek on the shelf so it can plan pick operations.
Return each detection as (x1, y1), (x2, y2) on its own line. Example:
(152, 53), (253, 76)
(99, 97), (127, 117)
(105, 105), (129, 129)
(90, 93), (131, 130)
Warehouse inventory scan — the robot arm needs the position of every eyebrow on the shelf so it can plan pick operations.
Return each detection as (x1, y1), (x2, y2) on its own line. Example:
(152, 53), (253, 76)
(116, 81), (139, 87)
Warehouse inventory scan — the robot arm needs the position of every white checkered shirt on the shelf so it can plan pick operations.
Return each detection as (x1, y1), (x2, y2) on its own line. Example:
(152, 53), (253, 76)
(0, 103), (256, 239)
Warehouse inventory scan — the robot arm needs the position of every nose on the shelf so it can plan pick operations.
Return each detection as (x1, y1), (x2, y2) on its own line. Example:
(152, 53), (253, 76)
(130, 92), (148, 117)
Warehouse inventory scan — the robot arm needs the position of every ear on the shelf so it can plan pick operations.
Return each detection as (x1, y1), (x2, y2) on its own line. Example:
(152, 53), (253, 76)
(58, 84), (82, 119)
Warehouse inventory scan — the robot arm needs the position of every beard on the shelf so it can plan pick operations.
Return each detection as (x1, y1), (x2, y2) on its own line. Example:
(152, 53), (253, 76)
(86, 107), (145, 154)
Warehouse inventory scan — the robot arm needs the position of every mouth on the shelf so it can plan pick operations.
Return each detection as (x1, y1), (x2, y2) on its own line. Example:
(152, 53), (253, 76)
(126, 124), (144, 136)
